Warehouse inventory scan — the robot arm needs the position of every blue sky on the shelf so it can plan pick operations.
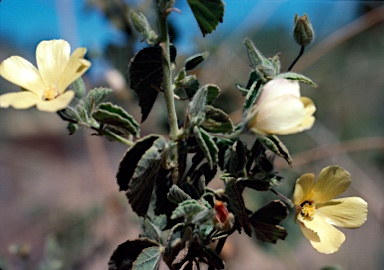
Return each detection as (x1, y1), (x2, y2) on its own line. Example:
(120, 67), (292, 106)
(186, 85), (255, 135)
(0, 0), (359, 51)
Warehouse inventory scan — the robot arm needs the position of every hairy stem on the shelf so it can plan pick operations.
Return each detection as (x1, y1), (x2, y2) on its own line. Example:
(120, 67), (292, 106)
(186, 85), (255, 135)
(287, 46), (305, 71)
(158, 7), (179, 182)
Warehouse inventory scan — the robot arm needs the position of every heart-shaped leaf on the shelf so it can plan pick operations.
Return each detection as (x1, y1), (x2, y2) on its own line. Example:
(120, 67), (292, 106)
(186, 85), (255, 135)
(129, 46), (177, 122)
(186, 0), (225, 36)
(84, 87), (113, 115)
(249, 200), (288, 243)
(116, 135), (166, 216)
(132, 246), (162, 270)
(225, 177), (252, 236)
(108, 238), (159, 270)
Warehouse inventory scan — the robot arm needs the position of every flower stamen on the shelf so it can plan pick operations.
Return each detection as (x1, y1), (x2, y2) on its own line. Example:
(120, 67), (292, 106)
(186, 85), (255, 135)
(300, 201), (316, 220)
(43, 84), (60, 100)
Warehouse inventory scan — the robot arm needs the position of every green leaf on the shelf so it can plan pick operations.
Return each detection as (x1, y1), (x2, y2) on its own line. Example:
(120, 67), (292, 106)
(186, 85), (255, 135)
(116, 135), (159, 191)
(171, 199), (207, 223)
(277, 72), (318, 88)
(132, 246), (161, 270)
(189, 85), (208, 123)
(163, 223), (192, 268)
(174, 73), (200, 100)
(127, 137), (166, 216)
(249, 200), (288, 243)
(141, 218), (162, 243)
(236, 178), (271, 191)
(116, 135), (166, 216)
(185, 52), (209, 71)
(129, 46), (177, 122)
(194, 126), (219, 168)
(92, 102), (140, 137)
(60, 106), (81, 123)
(257, 135), (292, 166)
(202, 106), (233, 134)
(84, 87), (113, 115)
(108, 238), (159, 270)
(67, 122), (78, 135)
(186, 0), (224, 36)
(206, 84), (220, 104)
(225, 177), (252, 236)
(167, 184), (192, 204)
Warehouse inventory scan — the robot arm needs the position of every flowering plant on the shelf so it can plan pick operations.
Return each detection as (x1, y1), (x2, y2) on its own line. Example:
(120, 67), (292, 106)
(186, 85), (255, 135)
(0, 1), (369, 269)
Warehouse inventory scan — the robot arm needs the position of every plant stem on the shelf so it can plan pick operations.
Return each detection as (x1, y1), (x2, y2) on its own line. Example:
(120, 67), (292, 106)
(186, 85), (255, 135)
(158, 13), (179, 140)
(287, 46), (305, 71)
(158, 7), (180, 182)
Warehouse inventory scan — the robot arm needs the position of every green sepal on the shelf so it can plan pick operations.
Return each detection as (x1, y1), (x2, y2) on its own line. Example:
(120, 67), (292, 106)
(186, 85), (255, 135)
(186, 0), (224, 37)
(108, 238), (159, 270)
(244, 37), (265, 69)
(76, 103), (88, 122)
(84, 87), (113, 115)
(225, 177), (252, 236)
(92, 102), (140, 137)
(67, 122), (78, 135)
(184, 52), (209, 71)
(71, 77), (86, 99)
(249, 200), (288, 243)
(258, 135), (292, 166)
(276, 72), (318, 88)
(202, 105), (233, 134)
(243, 80), (262, 113)
(174, 69), (200, 100)
(132, 246), (161, 270)
(60, 106), (82, 123)
(194, 126), (219, 168)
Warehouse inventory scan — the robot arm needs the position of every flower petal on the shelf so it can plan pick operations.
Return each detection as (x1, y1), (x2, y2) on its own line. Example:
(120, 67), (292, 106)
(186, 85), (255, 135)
(293, 173), (315, 205)
(312, 166), (351, 203)
(258, 78), (300, 105)
(36, 40), (70, 86)
(0, 91), (40, 109)
(36, 90), (74, 112)
(0, 56), (45, 95)
(317, 197), (368, 228)
(253, 95), (305, 134)
(298, 221), (320, 242)
(298, 210), (345, 254)
(58, 47), (91, 92)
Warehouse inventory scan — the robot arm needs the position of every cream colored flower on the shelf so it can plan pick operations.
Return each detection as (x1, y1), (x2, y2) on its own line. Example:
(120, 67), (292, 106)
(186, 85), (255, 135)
(293, 166), (368, 254)
(0, 39), (91, 112)
(246, 78), (315, 135)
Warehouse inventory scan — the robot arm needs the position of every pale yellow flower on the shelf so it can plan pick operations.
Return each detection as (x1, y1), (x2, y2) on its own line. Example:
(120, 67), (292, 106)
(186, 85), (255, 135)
(293, 166), (368, 254)
(0, 39), (91, 112)
(246, 78), (315, 135)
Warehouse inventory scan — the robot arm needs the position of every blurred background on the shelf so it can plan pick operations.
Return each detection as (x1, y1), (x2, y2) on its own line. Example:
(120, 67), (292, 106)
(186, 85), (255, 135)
(0, 0), (383, 269)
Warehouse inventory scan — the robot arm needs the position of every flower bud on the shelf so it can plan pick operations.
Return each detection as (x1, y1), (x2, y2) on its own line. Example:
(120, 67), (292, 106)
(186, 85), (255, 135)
(293, 14), (314, 46)
(245, 78), (316, 135)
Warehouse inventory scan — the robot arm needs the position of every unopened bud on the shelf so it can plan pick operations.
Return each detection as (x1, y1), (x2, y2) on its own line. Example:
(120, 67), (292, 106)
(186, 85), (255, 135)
(130, 10), (149, 33)
(293, 14), (314, 46)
